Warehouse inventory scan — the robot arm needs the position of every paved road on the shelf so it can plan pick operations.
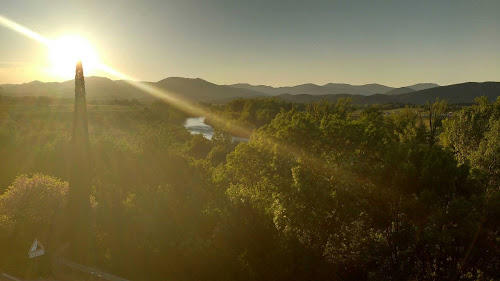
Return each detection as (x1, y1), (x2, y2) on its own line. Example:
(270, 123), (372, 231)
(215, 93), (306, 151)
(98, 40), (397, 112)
(1, 259), (129, 281)
(0, 273), (58, 281)
(0, 273), (22, 281)
(56, 259), (129, 281)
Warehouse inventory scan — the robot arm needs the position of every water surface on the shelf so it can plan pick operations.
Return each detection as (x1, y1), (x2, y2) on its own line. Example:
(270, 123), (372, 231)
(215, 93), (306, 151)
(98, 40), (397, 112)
(184, 117), (214, 139)
(184, 117), (248, 142)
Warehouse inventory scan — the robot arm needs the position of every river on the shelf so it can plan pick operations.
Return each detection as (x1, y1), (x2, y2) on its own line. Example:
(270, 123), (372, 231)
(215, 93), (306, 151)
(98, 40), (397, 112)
(183, 117), (248, 142)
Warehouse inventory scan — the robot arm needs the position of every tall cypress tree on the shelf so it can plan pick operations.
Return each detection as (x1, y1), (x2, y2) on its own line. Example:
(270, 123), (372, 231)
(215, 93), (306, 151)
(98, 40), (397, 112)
(68, 61), (91, 263)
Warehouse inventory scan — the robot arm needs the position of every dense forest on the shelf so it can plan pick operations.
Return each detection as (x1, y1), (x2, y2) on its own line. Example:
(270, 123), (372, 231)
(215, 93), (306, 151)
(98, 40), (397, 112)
(0, 95), (499, 280)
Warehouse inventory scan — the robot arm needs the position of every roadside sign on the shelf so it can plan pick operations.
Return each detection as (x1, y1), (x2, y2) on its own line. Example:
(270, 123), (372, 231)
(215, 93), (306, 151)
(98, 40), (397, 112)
(28, 238), (45, 258)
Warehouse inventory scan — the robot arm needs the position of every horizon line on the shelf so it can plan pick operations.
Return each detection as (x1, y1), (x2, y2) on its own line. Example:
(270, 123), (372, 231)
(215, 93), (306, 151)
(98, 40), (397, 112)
(2, 76), (500, 89)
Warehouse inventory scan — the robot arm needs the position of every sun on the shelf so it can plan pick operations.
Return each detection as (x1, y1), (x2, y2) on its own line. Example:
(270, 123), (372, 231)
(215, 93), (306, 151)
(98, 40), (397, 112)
(49, 35), (100, 79)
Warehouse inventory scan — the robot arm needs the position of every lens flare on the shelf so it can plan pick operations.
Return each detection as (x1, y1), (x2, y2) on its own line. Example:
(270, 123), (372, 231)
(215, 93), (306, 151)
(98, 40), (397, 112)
(0, 15), (51, 46)
(0, 14), (322, 176)
(98, 63), (252, 137)
(49, 36), (100, 79)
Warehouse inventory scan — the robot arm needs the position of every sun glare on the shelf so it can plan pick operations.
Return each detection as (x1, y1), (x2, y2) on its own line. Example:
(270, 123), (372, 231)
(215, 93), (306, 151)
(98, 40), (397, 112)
(49, 35), (100, 79)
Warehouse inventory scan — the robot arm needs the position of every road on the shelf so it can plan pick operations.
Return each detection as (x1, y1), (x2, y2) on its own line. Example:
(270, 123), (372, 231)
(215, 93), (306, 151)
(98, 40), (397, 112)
(0, 273), (22, 281)
(1, 259), (129, 281)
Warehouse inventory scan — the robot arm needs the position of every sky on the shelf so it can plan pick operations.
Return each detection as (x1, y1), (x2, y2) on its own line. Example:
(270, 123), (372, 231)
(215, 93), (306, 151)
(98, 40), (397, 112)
(1, 0), (499, 87)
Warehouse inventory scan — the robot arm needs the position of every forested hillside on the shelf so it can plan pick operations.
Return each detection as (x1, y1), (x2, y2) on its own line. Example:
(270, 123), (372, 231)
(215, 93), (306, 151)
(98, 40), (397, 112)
(0, 77), (265, 102)
(276, 82), (500, 105)
(2, 78), (497, 105)
(0, 95), (499, 280)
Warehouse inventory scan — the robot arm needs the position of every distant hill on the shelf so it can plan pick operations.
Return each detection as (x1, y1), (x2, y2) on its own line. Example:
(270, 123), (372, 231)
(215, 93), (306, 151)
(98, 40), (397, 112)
(229, 82), (438, 96)
(276, 93), (363, 104)
(230, 82), (394, 96)
(383, 84), (439, 95)
(323, 83), (393, 95)
(230, 83), (335, 95)
(276, 82), (500, 105)
(156, 77), (265, 101)
(384, 87), (415, 95)
(0, 77), (265, 102)
(407, 83), (440, 91)
(391, 82), (500, 104)
(229, 83), (278, 95)
(0, 77), (143, 99)
(1, 78), (497, 105)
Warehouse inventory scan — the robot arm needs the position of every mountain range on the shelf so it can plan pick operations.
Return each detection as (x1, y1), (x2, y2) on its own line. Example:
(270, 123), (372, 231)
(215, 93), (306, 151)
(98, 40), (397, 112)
(229, 82), (439, 96)
(1, 77), (498, 105)
(276, 82), (500, 105)
(0, 77), (264, 102)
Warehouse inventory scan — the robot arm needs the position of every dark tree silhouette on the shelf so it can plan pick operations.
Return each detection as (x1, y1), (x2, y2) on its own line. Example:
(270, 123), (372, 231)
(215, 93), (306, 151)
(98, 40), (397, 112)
(68, 61), (91, 263)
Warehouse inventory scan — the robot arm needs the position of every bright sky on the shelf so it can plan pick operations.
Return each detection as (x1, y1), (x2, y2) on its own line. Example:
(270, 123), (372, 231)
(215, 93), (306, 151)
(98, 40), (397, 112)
(1, 0), (499, 86)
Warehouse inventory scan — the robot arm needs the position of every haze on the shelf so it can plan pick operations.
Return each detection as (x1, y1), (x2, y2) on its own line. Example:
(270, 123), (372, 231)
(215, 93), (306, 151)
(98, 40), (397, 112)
(1, 0), (499, 86)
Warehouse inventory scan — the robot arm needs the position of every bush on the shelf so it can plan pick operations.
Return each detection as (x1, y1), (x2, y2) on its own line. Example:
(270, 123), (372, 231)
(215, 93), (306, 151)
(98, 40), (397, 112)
(0, 174), (68, 277)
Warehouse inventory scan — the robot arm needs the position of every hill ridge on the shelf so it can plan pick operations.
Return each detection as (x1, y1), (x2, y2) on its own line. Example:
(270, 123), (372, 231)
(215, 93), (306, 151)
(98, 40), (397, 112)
(1, 77), (498, 105)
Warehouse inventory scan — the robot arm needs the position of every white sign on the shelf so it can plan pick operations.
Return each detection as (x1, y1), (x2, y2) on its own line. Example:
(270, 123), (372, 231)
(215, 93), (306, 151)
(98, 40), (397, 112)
(28, 238), (45, 258)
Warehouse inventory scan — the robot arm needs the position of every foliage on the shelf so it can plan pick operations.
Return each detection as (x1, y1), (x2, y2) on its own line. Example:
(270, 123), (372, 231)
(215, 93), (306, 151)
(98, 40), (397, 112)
(0, 174), (68, 277)
(206, 98), (296, 136)
(0, 97), (499, 280)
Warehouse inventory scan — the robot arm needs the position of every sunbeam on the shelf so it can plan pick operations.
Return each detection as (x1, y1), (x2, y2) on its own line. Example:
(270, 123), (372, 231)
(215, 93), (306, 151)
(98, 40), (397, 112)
(0, 14), (325, 174)
(98, 64), (251, 137)
(0, 15), (51, 46)
(1, 3), (498, 279)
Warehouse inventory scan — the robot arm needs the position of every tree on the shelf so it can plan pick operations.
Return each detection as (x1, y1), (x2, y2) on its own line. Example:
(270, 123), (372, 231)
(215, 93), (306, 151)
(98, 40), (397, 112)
(441, 96), (494, 164)
(68, 61), (91, 263)
(186, 134), (213, 159)
(388, 106), (426, 145)
(0, 174), (68, 277)
(426, 98), (448, 146)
